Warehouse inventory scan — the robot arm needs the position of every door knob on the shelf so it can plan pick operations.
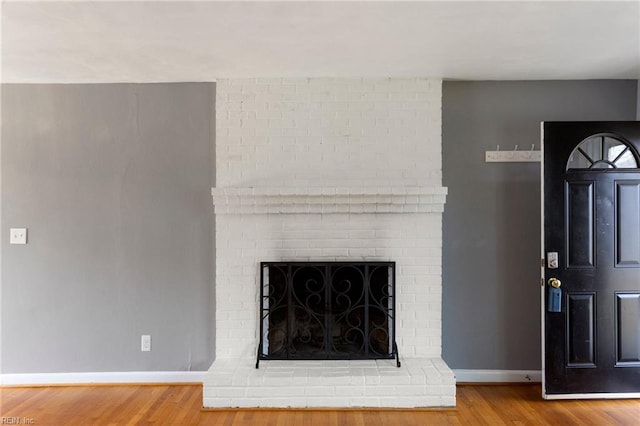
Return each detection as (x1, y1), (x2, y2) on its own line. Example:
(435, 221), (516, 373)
(548, 278), (561, 288)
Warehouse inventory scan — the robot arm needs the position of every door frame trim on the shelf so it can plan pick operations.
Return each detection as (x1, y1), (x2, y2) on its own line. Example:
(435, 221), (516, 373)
(540, 122), (547, 397)
(543, 392), (640, 400)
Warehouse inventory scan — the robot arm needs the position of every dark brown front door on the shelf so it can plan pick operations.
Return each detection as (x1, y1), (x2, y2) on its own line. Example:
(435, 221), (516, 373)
(543, 121), (640, 396)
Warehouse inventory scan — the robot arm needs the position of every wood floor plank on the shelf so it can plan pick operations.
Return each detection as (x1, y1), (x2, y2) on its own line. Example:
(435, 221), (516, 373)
(2, 384), (640, 425)
(458, 385), (509, 425)
(477, 385), (539, 425)
(500, 385), (548, 425)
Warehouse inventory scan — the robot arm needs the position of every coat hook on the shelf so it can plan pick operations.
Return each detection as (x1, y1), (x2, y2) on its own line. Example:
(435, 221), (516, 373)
(485, 143), (540, 163)
(525, 144), (534, 158)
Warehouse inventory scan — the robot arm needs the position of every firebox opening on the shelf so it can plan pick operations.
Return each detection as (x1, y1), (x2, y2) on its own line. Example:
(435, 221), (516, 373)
(257, 262), (398, 367)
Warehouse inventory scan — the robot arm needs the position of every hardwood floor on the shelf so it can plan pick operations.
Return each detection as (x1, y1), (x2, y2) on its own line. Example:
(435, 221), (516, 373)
(1, 384), (639, 425)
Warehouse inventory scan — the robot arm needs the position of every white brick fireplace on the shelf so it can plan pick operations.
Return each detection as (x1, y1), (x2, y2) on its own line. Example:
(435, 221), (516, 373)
(203, 78), (455, 408)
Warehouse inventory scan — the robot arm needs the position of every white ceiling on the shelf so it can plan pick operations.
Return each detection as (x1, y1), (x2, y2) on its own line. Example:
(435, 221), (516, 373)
(2, 1), (639, 83)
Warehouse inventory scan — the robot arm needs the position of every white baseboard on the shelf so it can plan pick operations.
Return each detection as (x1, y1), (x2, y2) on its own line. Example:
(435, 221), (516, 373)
(1, 369), (540, 386)
(453, 369), (541, 383)
(0, 371), (207, 386)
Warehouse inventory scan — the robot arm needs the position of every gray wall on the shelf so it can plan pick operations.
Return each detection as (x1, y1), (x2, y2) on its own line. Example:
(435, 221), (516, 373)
(1, 83), (215, 373)
(442, 80), (638, 370)
(3, 80), (637, 375)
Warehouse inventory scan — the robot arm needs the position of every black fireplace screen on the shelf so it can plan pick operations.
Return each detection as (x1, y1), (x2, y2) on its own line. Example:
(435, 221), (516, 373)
(257, 262), (399, 367)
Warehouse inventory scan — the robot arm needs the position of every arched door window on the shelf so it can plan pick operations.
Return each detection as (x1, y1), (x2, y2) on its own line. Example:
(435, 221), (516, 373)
(566, 134), (639, 170)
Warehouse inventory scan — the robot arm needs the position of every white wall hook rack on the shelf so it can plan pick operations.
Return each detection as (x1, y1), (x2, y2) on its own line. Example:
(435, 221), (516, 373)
(485, 144), (541, 163)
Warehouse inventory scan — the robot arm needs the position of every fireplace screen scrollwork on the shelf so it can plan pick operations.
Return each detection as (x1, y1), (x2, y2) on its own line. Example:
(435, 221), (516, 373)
(257, 262), (399, 367)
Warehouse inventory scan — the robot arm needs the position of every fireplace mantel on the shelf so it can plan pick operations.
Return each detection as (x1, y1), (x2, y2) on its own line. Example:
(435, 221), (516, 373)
(211, 186), (447, 215)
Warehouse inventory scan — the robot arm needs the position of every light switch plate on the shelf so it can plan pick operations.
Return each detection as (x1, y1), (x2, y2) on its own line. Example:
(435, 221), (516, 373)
(10, 228), (27, 244)
(141, 335), (151, 352)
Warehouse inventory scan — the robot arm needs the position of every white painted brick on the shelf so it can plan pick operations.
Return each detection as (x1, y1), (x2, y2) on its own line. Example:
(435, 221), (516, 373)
(320, 248), (350, 257)
(364, 385), (396, 396)
(216, 78), (441, 188)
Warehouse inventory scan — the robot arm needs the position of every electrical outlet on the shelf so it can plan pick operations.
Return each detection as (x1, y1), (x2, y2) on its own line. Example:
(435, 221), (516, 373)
(141, 335), (151, 352)
(10, 228), (27, 245)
